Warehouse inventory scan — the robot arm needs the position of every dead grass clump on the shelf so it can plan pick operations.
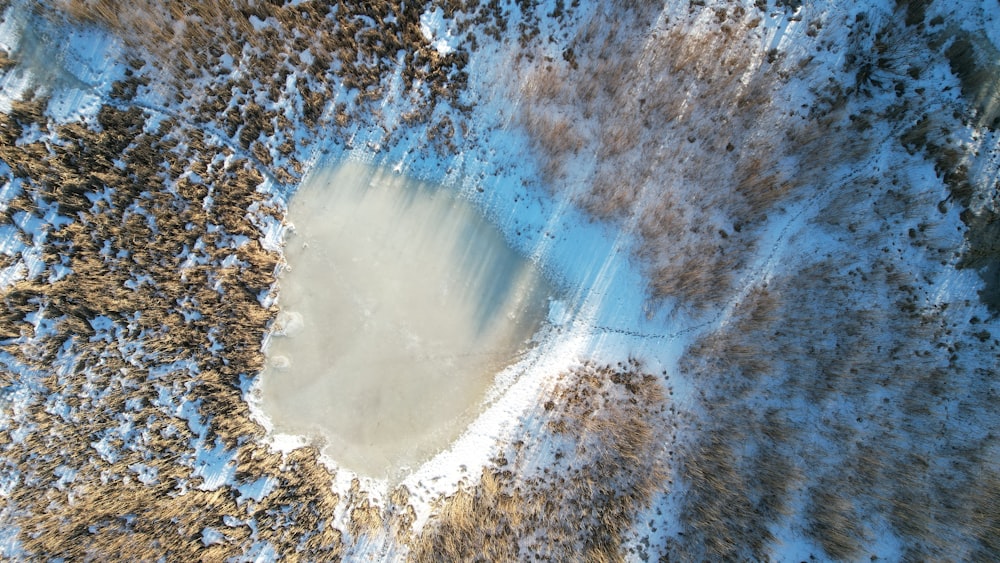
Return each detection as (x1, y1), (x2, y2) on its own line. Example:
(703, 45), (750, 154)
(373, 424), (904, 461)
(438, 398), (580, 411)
(518, 108), (586, 183)
(388, 486), (416, 544)
(945, 32), (1000, 131)
(683, 287), (780, 389)
(805, 487), (865, 560)
(675, 421), (804, 561)
(349, 500), (384, 540)
(0, 94), (350, 559)
(0, 49), (15, 71)
(643, 239), (740, 308)
(583, 169), (639, 220)
(521, 64), (567, 102)
(969, 470), (1000, 560)
(411, 361), (669, 562)
(734, 155), (796, 221)
(512, 2), (864, 311)
(597, 120), (640, 160)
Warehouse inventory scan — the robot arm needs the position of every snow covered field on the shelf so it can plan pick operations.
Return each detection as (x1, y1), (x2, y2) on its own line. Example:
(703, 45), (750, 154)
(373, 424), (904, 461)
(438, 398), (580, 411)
(0, 0), (997, 561)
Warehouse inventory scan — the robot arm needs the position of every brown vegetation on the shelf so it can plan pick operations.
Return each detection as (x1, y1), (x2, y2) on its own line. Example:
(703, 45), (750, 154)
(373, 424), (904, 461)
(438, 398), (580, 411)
(674, 184), (998, 559)
(0, 91), (344, 560)
(514, 1), (863, 310)
(411, 361), (669, 562)
(509, 6), (999, 556)
(897, 25), (1000, 312)
(45, 0), (475, 184)
(3, 0), (998, 560)
(806, 486), (865, 560)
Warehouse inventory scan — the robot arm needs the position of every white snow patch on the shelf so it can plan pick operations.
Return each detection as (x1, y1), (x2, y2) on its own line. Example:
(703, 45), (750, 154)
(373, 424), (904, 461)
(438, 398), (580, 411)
(257, 213), (286, 252)
(0, 470), (19, 497)
(238, 541), (278, 563)
(200, 527), (224, 547)
(0, 522), (23, 560)
(419, 8), (458, 55)
(128, 463), (159, 485)
(237, 476), (277, 504)
(192, 438), (237, 491)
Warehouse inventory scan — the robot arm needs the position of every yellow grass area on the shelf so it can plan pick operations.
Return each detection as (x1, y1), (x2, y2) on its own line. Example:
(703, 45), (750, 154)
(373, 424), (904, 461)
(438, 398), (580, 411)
(0, 91), (674, 561)
(676, 236), (999, 559)
(411, 361), (669, 562)
(0, 94), (347, 560)
(513, 2), (865, 309)
(42, 0), (473, 184)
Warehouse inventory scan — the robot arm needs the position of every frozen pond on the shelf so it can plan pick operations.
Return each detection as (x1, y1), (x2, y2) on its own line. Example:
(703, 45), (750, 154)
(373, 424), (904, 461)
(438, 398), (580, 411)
(260, 162), (554, 480)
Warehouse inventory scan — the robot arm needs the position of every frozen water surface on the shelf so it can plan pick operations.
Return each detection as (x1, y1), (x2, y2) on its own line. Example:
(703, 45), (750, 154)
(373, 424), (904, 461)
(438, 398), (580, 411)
(261, 162), (553, 480)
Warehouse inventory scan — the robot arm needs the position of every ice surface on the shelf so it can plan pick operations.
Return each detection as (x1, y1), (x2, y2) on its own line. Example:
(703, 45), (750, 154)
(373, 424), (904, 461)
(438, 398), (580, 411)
(260, 161), (554, 480)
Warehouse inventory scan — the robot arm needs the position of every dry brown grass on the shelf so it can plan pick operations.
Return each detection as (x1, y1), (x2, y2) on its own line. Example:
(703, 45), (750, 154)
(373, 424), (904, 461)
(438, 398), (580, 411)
(674, 183), (998, 560)
(347, 483), (384, 540)
(969, 470), (1000, 560)
(40, 0), (475, 186)
(511, 2), (863, 311)
(805, 487), (865, 560)
(388, 485), (417, 545)
(0, 91), (346, 560)
(678, 429), (757, 559)
(674, 413), (805, 561)
(411, 361), (669, 562)
(520, 110), (585, 176)
(945, 32), (1000, 131)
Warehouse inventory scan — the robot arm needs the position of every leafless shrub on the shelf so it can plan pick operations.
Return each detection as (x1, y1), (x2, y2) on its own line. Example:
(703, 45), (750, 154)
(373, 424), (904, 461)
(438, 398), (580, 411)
(597, 120), (639, 159)
(583, 168), (640, 220)
(518, 109), (585, 182)
(678, 427), (774, 560)
(643, 239), (739, 307)
(521, 64), (566, 101)
(734, 155), (795, 220)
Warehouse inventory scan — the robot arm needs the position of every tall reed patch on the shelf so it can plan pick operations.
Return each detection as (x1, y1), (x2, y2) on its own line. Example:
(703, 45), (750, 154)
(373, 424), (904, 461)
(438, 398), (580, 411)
(411, 361), (670, 562)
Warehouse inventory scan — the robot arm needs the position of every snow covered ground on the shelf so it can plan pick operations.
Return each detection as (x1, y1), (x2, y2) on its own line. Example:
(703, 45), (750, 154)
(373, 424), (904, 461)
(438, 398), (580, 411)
(0, 0), (997, 560)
